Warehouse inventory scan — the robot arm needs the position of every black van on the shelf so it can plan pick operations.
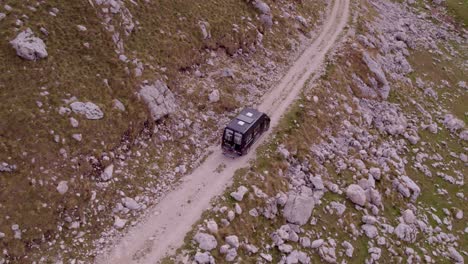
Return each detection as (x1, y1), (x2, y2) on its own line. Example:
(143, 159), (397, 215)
(222, 107), (270, 156)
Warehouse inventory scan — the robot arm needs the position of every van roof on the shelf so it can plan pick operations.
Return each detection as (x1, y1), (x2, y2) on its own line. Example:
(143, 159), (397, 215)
(226, 107), (264, 134)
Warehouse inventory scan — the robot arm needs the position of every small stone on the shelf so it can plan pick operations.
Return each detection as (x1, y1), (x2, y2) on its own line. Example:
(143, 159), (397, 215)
(206, 220), (218, 234)
(77, 25), (87, 31)
(69, 117), (79, 128)
(112, 99), (126, 111)
(208, 89), (220, 103)
(123, 197), (140, 210)
(72, 134), (82, 141)
(101, 164), (114, 181)
(56, 181), (68, 195)
(113, 216), (127, 229)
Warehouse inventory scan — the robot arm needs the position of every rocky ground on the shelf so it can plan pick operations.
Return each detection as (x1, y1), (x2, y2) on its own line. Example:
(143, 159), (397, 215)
(0, 0), (330, 262)
(170, 0), (467, 263)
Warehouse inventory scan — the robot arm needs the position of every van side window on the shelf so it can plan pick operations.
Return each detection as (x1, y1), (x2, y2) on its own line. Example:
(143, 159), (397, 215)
(234, 132), (242, 145)
(225, 129), (233, 141)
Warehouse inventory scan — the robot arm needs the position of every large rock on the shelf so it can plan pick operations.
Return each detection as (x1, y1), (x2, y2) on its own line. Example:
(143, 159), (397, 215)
(283, 194), (315, 226)
(393, 176), (420, 202)
(394, 223), (417, 242)
(194, 232), (218, 251)
(443, 114), (464, 132)
(10, 28), (48, 61)
(123, 197), (140, 210)
(362, 52), (390, 99)
(230, 186), (248, 201)
(139, 81), (177, 121)
(194, 252), (212, 264)
(346, 184), (367, 206)
(70, 102), (104, 120)
(447, 247), (464, 263)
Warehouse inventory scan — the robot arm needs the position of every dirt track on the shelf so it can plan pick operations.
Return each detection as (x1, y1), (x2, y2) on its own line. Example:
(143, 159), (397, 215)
(96, 0), (350, 262)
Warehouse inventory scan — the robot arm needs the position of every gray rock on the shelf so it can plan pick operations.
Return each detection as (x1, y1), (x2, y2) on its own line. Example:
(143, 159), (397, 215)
(300, 237), (311, 248)
(0, 162), (17, 173)
(310, 176), (324, 190)
(443, 114), (464, 132)
(230, 186), (248, 201)
(346, 184), (367, 206)
(56, 181), (68, 195)
(113, 216), (127, 229)
(402, 209), (416, 224)
(253, 0), (271, 14)
(394, 223), (417, 242)
(362, 52), (390, 99)
(69, 117), (79, 128)
(198, 21), (211, 39)
(244, 244), (259, 254)
(311, 239), (324, 249)
(123, 197), (140, 210)
(10, 28), (48, 60)
(278, 243), (293, 253)
(101, 164), (114, 181)
(330, 202), (346, 215)
(194, 252), (212, 264)
(225, 235), (239, 248)
(369, 247), (382, 261)
(208, 89), (220, 103)
(72, 133), (82, 142)
(362, 224), (378, 238)
(225, 248), (237, 262)
(139, 81), (177, 121)
(283, 195), (315, 226)
(369, 167), (381, 180)
(112, 99), (126, 111)
(362, 215), (377, 225)
(296, 15), (308, 27)
(393, 176), (420, 202)
(0, 13), (5, 21)
(70, 101), (104, 120)
(342, 241), (354, 257)
(447, 247), (464, 263)
(206, 220), (218, 234)
(194, 233), (218, 251)
(261, 253), (273, 262)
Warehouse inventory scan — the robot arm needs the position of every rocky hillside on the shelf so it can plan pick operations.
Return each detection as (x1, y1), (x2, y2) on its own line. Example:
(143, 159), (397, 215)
(170, 0), (467, 263)
(0, 0), (331, 262)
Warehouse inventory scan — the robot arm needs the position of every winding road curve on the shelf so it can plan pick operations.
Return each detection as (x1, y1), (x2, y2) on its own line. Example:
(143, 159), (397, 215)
(96, 0), (350, 262)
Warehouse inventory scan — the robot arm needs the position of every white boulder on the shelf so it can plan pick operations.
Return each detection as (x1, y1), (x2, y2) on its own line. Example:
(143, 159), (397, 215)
(70, 101), (104, 120)
(283, 194), (315, 226)
(346, 184), (367, 206)
(10, 28), (48, 60)
(230, 186), (248, 201)
(194, 232), (218, 251)
(139, 81), (177, 121)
